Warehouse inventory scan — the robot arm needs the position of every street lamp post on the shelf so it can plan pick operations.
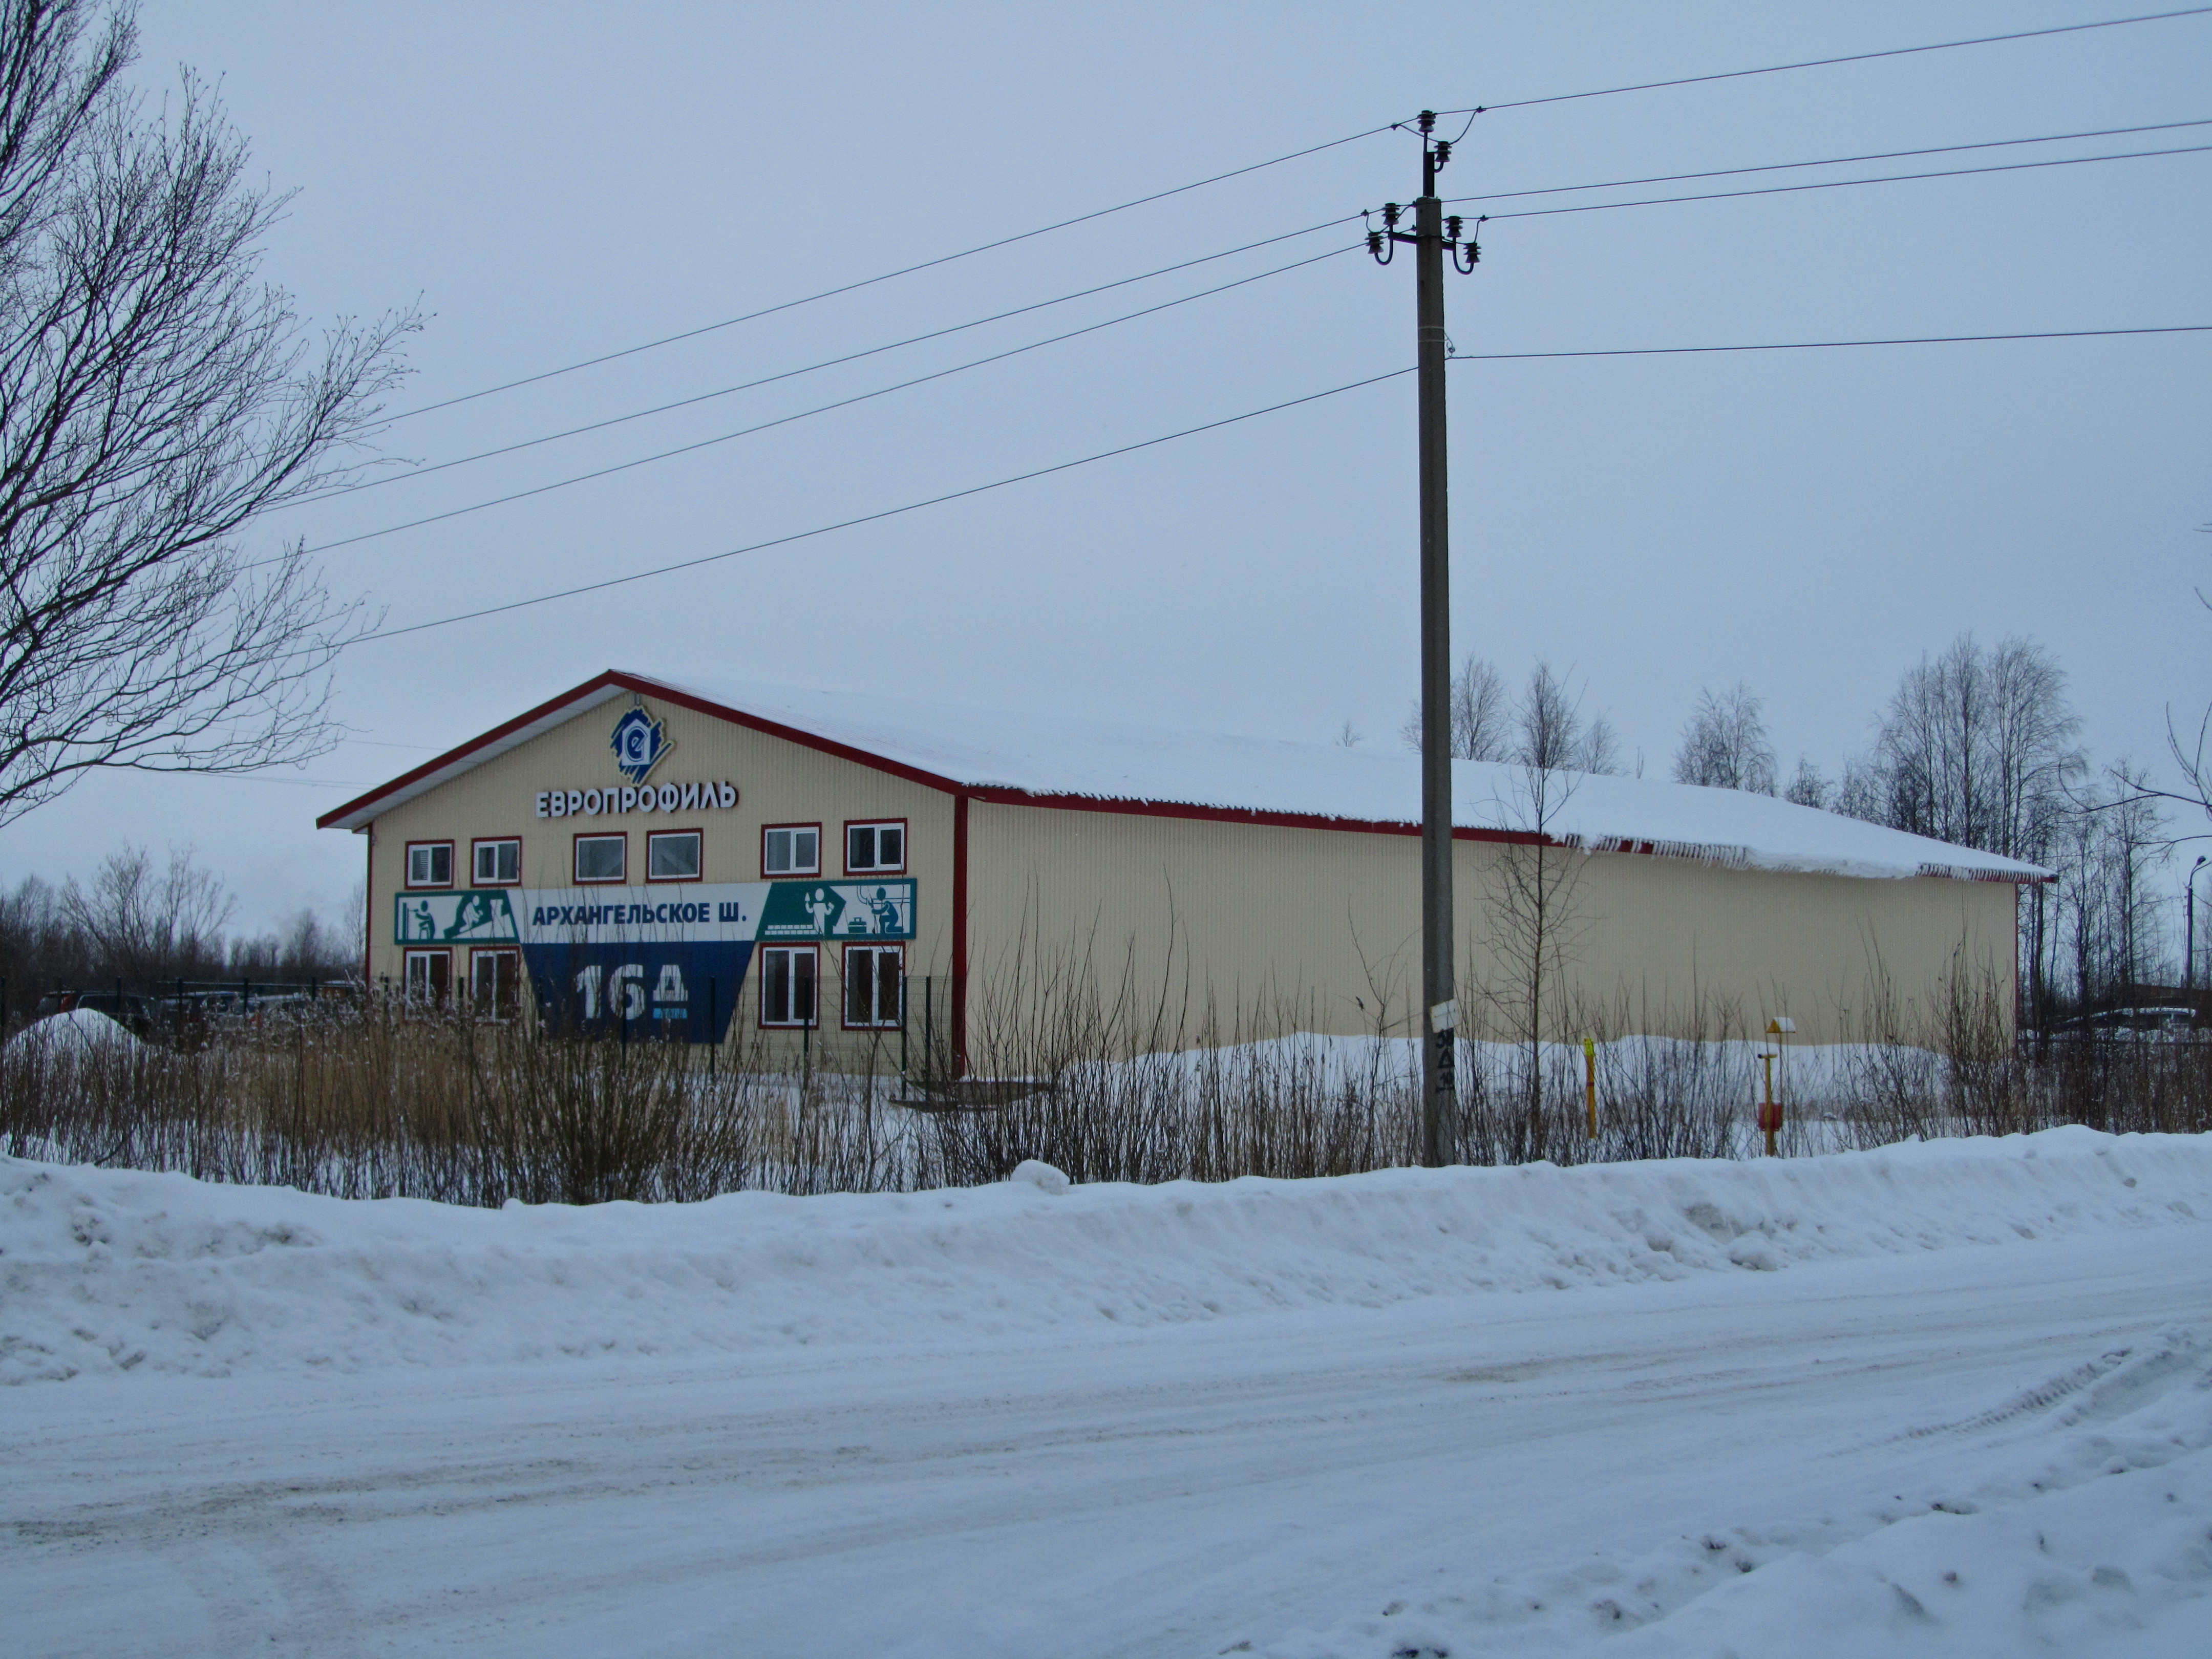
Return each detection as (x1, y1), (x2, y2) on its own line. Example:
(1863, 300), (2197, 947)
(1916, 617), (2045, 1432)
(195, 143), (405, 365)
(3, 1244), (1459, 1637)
(2188, 856), (2208, 994)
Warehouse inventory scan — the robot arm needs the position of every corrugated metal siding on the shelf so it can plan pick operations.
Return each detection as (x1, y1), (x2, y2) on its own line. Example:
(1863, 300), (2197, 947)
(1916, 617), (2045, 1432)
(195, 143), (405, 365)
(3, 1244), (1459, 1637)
(363, 696), (2017, 1058)
(968, 801), (2015, 1046)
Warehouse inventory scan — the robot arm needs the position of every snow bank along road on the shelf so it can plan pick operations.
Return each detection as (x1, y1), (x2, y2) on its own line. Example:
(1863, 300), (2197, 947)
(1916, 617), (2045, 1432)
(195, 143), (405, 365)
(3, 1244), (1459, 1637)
(5, 1130), (2210, 1656)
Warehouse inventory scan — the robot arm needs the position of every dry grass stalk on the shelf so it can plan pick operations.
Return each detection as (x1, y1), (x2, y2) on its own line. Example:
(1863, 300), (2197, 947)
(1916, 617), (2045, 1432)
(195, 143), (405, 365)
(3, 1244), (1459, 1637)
(4, 956), (2206, 1205)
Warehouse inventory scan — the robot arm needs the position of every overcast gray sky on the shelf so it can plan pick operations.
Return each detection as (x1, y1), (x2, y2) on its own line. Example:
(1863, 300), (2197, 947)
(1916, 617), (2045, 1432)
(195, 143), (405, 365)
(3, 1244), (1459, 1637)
(8, 1), (2208, 934)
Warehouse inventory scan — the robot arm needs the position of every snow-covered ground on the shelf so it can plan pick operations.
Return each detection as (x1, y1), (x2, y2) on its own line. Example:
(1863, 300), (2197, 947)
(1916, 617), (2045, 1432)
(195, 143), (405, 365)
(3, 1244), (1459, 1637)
(5, 1131), (2209, 1655)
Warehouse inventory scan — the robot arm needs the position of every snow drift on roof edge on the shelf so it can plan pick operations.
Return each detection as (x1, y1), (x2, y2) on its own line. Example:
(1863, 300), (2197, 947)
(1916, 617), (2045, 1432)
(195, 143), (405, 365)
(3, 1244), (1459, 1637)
(636, 674), (2045, 883)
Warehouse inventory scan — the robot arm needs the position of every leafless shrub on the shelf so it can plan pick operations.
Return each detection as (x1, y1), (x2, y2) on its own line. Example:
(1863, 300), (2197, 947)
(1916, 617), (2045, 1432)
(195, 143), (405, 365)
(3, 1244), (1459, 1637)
(3, 952), (2205, 1206)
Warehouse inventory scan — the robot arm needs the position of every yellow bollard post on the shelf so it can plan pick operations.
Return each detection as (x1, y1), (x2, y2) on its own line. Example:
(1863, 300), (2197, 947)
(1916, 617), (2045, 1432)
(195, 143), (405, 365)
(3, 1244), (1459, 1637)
(1762, 1016), (1794, 1156)
(1583, 1034), (1598, 1140)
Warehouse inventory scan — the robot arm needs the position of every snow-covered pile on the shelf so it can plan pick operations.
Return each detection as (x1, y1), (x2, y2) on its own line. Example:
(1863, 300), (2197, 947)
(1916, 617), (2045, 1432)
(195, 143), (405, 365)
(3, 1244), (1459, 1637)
(3, 1006), (141, 1055)
(1094, 1028), (1923, 1107)
(5, 1127), (2205, 1386)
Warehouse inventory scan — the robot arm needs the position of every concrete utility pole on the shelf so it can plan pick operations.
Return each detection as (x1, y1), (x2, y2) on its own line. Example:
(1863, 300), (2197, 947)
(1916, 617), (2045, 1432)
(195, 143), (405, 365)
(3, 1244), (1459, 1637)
(1370, 112), (1479, 1167)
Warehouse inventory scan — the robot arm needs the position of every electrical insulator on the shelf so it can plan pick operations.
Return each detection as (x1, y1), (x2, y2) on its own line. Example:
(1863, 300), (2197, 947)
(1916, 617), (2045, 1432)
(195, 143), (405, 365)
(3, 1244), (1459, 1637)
(1366, 230), (1382, 257)
(1445, 216), (1462, 240)
(1434, 140), (1452, 166)
(1382, 202), (1400, 227)
(1418, 110), (1435, 134)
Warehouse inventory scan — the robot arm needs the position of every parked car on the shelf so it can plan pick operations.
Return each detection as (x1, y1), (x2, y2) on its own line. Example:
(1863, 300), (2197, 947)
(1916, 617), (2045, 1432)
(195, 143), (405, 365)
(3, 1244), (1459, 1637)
(30, 989), (164, 1037)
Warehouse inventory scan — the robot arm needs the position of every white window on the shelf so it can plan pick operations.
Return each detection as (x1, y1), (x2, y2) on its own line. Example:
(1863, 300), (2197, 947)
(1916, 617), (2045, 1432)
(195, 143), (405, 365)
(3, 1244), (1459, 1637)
(406, 842), (453, 888)
(759, 946), (817, 1028)
(843, 945), (902, 1029)
(647, 830), (702, 881)
(762, 824), (820, 877)
(471, 949), (521, 1018)
(403, 948), (451, 1006)
(473, 838), (521, 885)
(845, 820), (906, 874)
(574, 834), (626, 883)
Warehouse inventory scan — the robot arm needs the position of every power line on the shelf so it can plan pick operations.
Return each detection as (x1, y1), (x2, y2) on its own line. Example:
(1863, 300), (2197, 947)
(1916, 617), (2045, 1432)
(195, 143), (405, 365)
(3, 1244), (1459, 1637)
(382, 125), (1402, 424)
(285, 215), (1362, 511)
(321, 120), (2206, 513)
(1443, 116), (2212, 205)
(1471, 141), (2212, 221)
(354, 321), (2209, 644)
(1448, 324), (2212, 361)
(355, 368), (1419, 642)
(293, 243), (1359, 559)
(346, 10), (2210, 428)
(1445, 6), (2212, 116)
(199, 773), (382, 791)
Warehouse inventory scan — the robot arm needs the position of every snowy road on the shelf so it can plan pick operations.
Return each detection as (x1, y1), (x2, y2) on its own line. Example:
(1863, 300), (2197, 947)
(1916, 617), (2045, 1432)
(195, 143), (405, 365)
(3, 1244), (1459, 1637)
(8, 1205), (2211, 1656)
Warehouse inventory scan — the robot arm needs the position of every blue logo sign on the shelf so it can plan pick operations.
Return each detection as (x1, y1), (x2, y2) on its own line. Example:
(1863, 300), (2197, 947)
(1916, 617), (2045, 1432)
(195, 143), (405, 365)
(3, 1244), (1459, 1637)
(609, 706), (671, 784)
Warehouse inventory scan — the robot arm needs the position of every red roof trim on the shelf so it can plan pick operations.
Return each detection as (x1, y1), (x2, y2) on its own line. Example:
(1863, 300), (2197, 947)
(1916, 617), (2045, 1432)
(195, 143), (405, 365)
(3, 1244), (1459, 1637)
(317, 672), (628, 830)
(319, 670), (970, 831)
(321, 671), (2049, 885)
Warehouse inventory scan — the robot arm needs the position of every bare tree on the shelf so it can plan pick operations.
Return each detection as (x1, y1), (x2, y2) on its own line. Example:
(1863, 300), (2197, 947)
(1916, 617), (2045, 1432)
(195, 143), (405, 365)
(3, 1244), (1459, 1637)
(2049, 768), (2171, 1007)
(57, 842), (232, 984)
(1514, 662), (1620, 775)
(0, 2), (413, 825)
(1851, 634), (2080, 860)
(1672, 682), (1777, 794)
(1405, 657), (1619, 775)
(1575, 712), (1623, 778)
(1835, 754), (1886, 824)
(1400, 652), (1511, 760)
(342, 876), (366, 971)
(2100, 761), (2170, 996)
(1471, 661), (1622, 1154)
(2130, 568), (2212, 846)
(1478, 745), (1595, 1159)
(1985, 637), (2082, 861)
(1783, 756), (1829, 809)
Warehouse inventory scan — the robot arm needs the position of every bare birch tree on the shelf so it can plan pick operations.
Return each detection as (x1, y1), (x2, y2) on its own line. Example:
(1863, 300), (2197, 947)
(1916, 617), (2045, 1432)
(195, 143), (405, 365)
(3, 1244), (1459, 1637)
(2049, 768), (2170, 1006)
(0, 2), (413, 825)
(1400, 651), (1511, 760)
(1783, 757), (1829, 809)
(1672, 682), (1777, 794)
(1853, 633), (2081, 860)
(1515, 662), (1620, 775)
(1472, 663), (1625, 1156)
(1404, 657), (1620, 775)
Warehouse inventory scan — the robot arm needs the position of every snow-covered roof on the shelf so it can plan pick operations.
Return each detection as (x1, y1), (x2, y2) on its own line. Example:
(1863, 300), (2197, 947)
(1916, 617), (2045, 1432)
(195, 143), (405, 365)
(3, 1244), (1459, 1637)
(320, 670), (2047, 884)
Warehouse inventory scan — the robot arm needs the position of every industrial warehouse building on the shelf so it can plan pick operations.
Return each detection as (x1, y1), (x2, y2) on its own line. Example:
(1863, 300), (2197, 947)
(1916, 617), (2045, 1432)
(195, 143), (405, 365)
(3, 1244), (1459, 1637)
(320, 670), (2043, 1067)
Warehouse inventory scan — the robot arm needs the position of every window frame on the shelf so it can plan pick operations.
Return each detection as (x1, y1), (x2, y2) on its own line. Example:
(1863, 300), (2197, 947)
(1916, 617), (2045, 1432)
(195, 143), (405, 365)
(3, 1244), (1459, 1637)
(404, 840), (455, 889)
(757, 944), (819, 1029)
(645, 827), (705, 884)
(402, 947), (452, 1007)
(841, 943), (903, 1030)
(469, 947), (523, 1020)
(572, 832), (628, 885)
(843, 818), (908, 876)
(471, 836), (523, 887)
(760, 821), (822, 878)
